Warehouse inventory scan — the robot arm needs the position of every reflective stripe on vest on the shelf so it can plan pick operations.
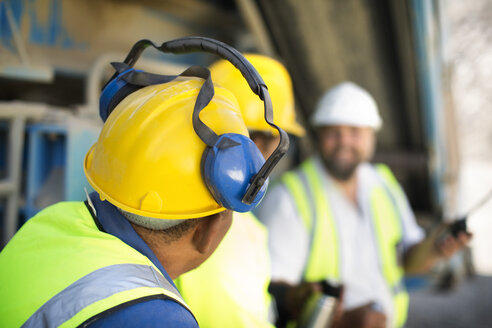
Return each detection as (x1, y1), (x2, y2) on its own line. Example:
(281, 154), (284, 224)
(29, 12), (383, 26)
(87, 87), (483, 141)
(0, 202), (194, 328)
(281, 159), (408, 327)
(23, 263), (184, 328)
(282, 160), (339, 281)
(372, 165), (409, 328)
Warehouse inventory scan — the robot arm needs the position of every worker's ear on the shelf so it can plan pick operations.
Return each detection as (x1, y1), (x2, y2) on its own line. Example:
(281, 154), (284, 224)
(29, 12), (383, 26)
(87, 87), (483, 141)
(191, 210), (232, 254)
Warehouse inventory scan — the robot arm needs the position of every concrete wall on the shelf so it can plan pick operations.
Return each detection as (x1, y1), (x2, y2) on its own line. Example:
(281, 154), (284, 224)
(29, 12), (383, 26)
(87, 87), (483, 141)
(0, 0), (242, 73)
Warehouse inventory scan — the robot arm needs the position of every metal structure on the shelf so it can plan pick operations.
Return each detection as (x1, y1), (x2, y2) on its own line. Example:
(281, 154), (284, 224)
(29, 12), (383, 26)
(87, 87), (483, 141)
(0, 103), (46, 247)
(0, 0), (243, 248)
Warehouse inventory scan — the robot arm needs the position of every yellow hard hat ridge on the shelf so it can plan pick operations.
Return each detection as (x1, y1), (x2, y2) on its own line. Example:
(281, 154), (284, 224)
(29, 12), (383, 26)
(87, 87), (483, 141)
(84, 79), (249, 220)
(209, 54), (305, 137)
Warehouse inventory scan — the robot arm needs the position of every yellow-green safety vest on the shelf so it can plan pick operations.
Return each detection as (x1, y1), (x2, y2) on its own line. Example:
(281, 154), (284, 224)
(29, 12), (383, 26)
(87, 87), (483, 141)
(0, 202), (192, 328)
(281, 159), (409, 328)
(175, 211), (274, 328)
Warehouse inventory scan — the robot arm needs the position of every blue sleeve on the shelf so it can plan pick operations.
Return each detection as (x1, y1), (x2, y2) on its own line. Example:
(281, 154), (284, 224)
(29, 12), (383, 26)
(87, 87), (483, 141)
(87, 298), (198, 328)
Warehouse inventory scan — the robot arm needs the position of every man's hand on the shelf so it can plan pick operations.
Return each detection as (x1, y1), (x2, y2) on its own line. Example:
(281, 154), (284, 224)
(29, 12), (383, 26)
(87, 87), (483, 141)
(330, 286), (344, 327)
(331, 302), (386, 328)
(435, 229), (472, 259)
(404, 223), (472, 274)
(269, 281), (322, 326)
(285, 282), (322, 320)
(271, 281), (344, 327)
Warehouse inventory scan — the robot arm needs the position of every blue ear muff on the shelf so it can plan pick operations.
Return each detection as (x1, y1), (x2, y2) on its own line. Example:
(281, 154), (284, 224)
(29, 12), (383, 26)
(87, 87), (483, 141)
(99, 68), (144, 122)
(202, 133), (268, 212)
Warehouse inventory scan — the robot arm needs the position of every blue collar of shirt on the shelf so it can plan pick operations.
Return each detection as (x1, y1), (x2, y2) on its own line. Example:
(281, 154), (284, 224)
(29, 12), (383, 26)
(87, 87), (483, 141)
(88, 192), (177, 288)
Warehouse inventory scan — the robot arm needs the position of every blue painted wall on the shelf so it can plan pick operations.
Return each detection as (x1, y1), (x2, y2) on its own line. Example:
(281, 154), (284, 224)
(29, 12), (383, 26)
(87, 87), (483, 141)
(0, 0), (85, 51)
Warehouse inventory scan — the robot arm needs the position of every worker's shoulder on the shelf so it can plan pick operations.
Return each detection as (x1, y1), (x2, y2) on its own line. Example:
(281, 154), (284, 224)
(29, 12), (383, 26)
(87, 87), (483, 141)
(270, 160), (309, 189)
(368, 162), (400, 185)
(87, 297), (198, 328)
(36, 201), (88, 215)
(259, 159), (318, 204)
(26, 201), (89, 224)
(371, 162), (392, 174)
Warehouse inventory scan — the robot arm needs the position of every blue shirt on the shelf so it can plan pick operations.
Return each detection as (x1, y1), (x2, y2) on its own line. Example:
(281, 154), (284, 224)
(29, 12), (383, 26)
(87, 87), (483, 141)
(86, 192), (198, 328)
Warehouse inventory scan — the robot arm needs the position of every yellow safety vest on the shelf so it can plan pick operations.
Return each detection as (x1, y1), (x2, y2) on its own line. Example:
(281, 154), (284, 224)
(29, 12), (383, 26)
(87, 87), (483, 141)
(175, 211), (274, 328)
(281, 159), (409, 328)
(0, 202), (192, 328)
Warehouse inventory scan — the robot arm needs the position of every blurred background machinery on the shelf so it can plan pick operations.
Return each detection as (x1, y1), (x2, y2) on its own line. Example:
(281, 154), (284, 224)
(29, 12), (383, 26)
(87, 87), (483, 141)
(0, 0), (451, 242)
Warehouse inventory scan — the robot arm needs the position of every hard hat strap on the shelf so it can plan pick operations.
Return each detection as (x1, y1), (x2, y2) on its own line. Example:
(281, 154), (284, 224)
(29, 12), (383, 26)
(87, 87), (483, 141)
(111, 62), (220, 147)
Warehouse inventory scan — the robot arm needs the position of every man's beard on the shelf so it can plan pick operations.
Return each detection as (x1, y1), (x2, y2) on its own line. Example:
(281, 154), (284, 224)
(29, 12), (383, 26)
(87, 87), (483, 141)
(321, 147), (362, 181)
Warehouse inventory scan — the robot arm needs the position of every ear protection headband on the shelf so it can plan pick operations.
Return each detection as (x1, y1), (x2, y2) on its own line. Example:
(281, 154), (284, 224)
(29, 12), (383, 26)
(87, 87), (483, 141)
(99, 37), (289, 213)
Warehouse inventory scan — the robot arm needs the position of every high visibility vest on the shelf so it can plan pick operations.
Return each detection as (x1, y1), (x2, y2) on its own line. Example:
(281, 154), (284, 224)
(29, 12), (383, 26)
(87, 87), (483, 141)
(281, 159), (409, 328)
(0, 202), (193, 328)
(175, 212), (274, 328)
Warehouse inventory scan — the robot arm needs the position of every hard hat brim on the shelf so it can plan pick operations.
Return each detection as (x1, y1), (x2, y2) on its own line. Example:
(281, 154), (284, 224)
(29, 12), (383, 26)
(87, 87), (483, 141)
(84, 144), (227, 220)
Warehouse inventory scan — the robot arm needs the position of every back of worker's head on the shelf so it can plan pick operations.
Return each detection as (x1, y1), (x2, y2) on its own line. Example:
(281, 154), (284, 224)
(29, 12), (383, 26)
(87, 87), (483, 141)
(311, 81), (382, 130)
(85, 79), (247, 231)
(210, 54), (305, 140)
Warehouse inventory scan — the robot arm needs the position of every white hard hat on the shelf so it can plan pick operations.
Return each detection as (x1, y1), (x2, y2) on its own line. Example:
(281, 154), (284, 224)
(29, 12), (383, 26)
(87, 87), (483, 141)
(311, 82), (382, 130)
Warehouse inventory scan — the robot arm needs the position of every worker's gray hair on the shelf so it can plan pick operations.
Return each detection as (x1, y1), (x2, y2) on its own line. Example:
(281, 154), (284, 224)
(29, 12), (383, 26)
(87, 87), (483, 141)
(118, 209), (187, 230)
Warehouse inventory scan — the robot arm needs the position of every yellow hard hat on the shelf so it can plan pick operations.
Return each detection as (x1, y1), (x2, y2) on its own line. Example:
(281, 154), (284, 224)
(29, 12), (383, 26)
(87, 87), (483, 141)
(84, 79), (249, 220)
(209, 54), (305, 136)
